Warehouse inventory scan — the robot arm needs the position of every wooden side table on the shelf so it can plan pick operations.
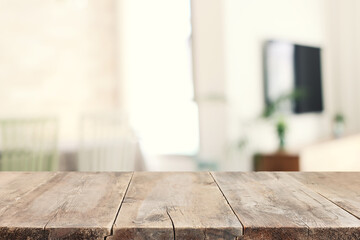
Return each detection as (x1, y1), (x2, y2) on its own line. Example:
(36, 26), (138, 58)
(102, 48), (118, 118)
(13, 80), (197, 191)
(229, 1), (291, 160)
(254, 151), (300, 171)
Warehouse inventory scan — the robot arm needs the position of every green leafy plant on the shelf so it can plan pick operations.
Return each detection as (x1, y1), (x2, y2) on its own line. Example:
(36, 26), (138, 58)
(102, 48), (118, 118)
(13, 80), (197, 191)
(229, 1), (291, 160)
(262, 89), (304, 119)
(334, 113), (345, 123)
(276, 117), (287, 150)
(261, 89), (303, 150)
(333, 112), (345, 138)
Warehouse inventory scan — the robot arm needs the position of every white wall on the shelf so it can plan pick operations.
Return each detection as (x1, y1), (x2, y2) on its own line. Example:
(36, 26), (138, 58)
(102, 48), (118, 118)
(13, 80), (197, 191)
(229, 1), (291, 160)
(221, 0), (332, 170)
(0, 0), (119, 144)
(326, 0), (360, 134)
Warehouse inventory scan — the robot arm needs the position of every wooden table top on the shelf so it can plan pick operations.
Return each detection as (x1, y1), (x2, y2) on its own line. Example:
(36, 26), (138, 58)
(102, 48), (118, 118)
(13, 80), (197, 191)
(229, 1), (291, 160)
(0, 172), (360, 240)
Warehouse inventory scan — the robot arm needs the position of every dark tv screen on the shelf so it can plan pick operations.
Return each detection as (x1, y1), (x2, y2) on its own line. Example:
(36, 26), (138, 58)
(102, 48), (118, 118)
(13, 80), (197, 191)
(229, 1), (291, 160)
(264, 41), (324, 114)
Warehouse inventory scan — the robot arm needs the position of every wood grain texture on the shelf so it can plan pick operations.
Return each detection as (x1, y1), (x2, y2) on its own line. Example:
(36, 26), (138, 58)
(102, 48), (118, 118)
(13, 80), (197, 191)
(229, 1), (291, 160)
(2, 172), (360, 240)
(212, 172), (360, 240)
(291, 172), (360, 220)
(0, 172), (132, 240)
(0, 172), (57, 239)
(112, 172), (243, 240)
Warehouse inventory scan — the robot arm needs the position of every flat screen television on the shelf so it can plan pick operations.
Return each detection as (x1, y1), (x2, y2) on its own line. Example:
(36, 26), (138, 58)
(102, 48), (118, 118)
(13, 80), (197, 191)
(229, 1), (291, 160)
(264, 40), (323, 114)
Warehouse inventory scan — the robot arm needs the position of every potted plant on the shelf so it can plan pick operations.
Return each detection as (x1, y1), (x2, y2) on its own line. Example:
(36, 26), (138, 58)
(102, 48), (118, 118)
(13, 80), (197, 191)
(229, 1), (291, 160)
(276, 117), (287, 151)
(333, 113), (345, 138)
(262, 90), (302, 151)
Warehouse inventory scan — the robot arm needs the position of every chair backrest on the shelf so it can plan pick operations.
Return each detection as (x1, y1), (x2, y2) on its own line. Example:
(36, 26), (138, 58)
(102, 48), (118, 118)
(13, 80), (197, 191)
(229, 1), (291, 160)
(0, 118), (58, 171)
(78, 113), (137, 171)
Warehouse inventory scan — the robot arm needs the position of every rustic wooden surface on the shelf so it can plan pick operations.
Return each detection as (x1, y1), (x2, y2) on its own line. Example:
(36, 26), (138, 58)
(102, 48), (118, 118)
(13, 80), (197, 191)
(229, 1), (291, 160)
(112, 172), (242, 240)
(0, 172), (132, 240)
(0, 172), (360, 240)
(212, 172), (360, 240)
(291, 172), (360, 221)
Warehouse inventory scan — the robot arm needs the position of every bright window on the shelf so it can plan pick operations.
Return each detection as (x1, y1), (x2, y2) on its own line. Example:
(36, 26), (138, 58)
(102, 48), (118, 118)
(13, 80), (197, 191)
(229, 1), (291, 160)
(122, 0), (199, 155)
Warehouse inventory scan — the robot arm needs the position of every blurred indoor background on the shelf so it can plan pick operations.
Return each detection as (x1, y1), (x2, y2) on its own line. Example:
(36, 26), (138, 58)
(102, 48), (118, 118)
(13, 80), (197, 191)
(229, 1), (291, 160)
(0, 0), (359, 172)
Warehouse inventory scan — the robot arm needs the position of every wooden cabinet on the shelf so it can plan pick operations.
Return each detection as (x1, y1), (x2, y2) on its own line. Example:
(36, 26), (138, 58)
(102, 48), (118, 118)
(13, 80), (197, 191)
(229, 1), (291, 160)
(254, 151), (299, 171)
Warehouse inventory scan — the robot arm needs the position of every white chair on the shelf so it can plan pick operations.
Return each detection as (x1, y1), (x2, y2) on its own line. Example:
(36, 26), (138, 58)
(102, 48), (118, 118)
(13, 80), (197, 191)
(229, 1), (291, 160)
(77, 113), (137, 171)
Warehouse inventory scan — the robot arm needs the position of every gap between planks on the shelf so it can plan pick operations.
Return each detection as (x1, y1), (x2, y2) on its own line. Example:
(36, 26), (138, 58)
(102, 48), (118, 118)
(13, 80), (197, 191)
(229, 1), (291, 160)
(209, 172), (245, 234)
(104, 172), (134, 240)
(166, 207), (176, 240)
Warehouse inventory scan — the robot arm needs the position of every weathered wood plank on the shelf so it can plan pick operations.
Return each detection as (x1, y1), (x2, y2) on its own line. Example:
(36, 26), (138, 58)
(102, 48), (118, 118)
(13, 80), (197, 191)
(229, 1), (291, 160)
(112, 172), (243, 240)
(0, 172), (57, 239)
(212, 172), (360, 240)
(0, 172), (132, 240)
(291, 172), (360, 220)
(0, 172), (57, 215)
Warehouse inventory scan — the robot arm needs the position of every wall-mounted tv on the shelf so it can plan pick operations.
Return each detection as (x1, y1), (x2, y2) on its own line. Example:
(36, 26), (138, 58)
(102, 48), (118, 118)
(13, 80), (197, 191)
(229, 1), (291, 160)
(264, 40), (323, 114)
